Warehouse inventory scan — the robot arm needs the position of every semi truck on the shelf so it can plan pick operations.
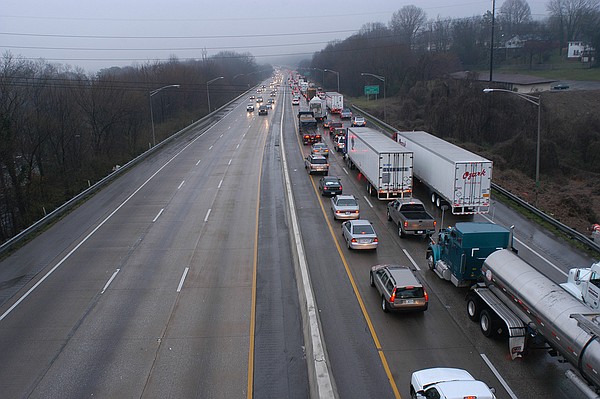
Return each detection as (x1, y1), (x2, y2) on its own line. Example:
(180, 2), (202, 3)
(427, 221), (600, 396)
(468, 249), (600, 396)
(393, 131), (492, 215)
(344, 127), (413, 200)
(325, 92), (343, 114)
(308, 96), (327, 121)
(426, 222), (512, 287)
(298, 109), (321, 145)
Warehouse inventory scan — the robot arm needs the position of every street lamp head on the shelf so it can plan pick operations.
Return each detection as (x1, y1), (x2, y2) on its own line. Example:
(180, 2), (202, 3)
(483, 88), (493, 93)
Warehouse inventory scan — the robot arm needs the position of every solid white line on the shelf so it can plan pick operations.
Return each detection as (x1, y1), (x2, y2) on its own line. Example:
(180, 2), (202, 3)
(177, 180), (185, 190)
(218, 179), (223, 189)
(196, 159), (201, 166)
(153, 208), (164, 222)
(177, 267), (189, 292)
(0, 121), (218, 323)
(481, 215), (567, 277)
(403, 249), (420, 271)
(228, 159), (232, 165)
(204, 208), (211, 222)
(363, 196), (374, 208)
(480, 353), (519, 399)
(101, 269), (120, 294)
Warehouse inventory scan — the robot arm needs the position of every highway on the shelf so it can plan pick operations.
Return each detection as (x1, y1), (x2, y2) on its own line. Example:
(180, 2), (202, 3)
(0, 75), (597, 399)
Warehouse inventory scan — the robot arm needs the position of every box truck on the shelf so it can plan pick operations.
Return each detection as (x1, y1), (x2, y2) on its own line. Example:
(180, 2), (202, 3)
(325, 92), (343, 114)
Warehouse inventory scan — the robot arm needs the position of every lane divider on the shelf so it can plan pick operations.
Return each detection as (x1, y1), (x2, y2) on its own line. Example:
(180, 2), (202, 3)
(279, 92), (336, 398)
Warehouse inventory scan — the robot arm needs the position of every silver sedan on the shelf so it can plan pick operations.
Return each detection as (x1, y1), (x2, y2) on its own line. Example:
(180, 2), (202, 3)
(331, 195), (359, 220)
(341, 219), (378, 250)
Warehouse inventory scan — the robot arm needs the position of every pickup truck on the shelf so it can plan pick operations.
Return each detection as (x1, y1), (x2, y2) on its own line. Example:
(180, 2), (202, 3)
(386, 198), (436, 238)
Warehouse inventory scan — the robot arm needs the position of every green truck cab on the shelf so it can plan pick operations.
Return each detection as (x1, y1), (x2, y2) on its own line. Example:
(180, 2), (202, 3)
(426, 222), (512, 287)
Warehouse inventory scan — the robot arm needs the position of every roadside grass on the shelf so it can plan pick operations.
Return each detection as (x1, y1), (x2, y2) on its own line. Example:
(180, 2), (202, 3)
(492, 188), (600, 257)
(488, 63), (600, 81)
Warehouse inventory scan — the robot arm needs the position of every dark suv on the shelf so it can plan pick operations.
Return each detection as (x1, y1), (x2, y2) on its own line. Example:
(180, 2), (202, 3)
(370, 265), (428, 312)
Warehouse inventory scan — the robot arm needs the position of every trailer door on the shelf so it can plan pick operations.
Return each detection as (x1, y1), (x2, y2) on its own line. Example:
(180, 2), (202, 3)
(454, 162), (492, 214)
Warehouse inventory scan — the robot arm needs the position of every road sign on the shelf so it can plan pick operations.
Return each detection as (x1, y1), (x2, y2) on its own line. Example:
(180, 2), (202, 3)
(364, 85), (380, 95)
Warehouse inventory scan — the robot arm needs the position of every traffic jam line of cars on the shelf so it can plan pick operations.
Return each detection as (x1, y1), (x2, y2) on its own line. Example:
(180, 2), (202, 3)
(288, 78), (502, 398)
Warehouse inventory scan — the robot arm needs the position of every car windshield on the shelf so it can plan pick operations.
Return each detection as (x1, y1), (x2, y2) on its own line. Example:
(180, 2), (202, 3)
(396, 287), (425, 299)
(353, 225), (374, 234)
(337, 199), (357, 206)
(312, 158), (327, 164)
(324, 181), (339, 186)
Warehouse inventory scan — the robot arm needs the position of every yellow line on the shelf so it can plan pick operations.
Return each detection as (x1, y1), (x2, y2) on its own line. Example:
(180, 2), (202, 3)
(306, 157), (402, 398)
(247, 113), (269, 399)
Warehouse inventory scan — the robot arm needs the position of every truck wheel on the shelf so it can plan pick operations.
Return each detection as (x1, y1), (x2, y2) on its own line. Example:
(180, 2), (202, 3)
(382, 296), (390, 313)
(466, 295), (480, 322)
(399, 226), (405, 238)
(386, 209), (391, 221)
(370, 272), (375, 287)
(410, 386), (417, 399)
(480, 309), (495, 337)
(436, 197), (441, 208)
(426, 252), (435, 270)
(431, 193), (436, 204)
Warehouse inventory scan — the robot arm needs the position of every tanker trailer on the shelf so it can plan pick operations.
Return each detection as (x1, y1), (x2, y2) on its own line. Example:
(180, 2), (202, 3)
(467, 249), (600, 395)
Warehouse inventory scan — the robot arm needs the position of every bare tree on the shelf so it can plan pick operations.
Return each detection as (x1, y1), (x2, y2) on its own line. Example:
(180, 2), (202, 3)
(547, 0), (600, 54)
(500, 0), (533, 36)
(390, 5), (427, 48)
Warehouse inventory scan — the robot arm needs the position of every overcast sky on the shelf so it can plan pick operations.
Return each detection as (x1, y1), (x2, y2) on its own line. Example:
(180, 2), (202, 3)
(1, 0), (550, 73)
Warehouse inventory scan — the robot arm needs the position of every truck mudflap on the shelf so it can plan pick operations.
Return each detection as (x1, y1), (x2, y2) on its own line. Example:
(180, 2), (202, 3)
(474, 287), (527, 359)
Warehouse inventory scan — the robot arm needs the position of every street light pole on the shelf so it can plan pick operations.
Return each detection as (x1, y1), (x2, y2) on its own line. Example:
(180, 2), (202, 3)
(149, 84), (180, 147)
(324, 69), (339, 92)
(206, 76), (224, 113)
(483, 88), (541, 203)
(361, 72), (387, 121)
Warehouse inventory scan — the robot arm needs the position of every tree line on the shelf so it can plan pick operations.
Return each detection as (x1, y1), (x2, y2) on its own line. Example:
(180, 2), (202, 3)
(304, 0), (599, 98)
(0, 52), (272, 243)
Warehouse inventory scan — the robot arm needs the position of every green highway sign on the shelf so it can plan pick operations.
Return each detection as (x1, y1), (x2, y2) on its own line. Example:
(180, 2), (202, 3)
(364, 85), (380, 95)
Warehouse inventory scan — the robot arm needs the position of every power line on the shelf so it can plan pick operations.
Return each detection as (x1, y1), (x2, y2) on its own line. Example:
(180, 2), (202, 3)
(0, 29), (359, 40)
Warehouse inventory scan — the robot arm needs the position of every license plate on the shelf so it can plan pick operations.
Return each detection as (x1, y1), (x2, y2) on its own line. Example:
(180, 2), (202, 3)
(345, 212), (351, 215)
(404, 299), (415, 304)
(359, 239), (371, 244)
(417, 231), (423, 234)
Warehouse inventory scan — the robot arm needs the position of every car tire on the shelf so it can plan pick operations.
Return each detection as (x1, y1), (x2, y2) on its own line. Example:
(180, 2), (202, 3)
(386, 209), (392, 221)
(382, 296), (390, 313)
(399, 226), (405, 238)
(369, 272), (375, 287)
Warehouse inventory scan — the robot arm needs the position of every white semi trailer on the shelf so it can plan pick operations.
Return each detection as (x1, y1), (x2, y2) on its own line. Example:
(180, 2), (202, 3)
(325, 92), (343, 114)
(394, 130), (492, 215)
(345, 127), (413, 200)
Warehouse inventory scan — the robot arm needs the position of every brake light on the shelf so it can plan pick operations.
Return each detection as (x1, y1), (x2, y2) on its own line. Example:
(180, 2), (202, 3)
(424, 290), (429, 302)
(404, 221), (408, 228)
(463, 396), (476, 399)
(433, 220), (437, 228)
(373, 238), (379, 242)
(351, 238), (357, 243)
(390, 287), (396, 302)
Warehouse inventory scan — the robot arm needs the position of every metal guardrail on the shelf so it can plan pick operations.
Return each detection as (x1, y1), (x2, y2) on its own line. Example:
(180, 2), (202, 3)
(351, 104), (600, 254)
(0, 90), (251, 256)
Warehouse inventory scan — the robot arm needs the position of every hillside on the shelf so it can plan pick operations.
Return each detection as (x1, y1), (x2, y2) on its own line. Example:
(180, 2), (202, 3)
(355, 83), (600, 236)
